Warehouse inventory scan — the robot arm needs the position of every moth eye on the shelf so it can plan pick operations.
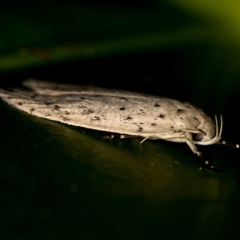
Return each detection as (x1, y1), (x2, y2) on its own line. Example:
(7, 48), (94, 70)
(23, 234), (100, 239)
(192, 133), (204, 141)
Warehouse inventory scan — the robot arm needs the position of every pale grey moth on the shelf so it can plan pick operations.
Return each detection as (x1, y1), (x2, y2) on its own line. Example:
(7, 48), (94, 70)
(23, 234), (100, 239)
(0, 79), (235, 172)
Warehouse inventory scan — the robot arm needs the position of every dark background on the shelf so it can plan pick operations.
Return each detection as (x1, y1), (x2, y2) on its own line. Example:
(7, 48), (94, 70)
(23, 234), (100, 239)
(0, 1), (240, 239)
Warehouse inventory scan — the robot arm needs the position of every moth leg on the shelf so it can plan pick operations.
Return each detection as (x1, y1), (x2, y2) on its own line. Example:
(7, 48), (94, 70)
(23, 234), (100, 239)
(102, 134), (133, 140)
(140, 137), (149, 144)
(186, 138), (221, 174)
(102, 134), (117, 140)
(185, 138), (202, 157)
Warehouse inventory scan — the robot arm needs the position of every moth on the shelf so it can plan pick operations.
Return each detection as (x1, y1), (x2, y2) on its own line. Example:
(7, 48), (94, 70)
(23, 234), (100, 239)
(0, 79), (236, 172)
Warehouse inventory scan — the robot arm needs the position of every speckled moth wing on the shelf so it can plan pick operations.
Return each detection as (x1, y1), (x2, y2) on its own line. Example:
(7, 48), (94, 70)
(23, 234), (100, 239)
(1, 79), (231, 173)
(0, 79), (210, 140)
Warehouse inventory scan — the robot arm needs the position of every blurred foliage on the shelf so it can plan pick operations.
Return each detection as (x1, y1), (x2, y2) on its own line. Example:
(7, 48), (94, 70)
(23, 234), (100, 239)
(1, 0), (240, 71)
(166, 0), (240, 47)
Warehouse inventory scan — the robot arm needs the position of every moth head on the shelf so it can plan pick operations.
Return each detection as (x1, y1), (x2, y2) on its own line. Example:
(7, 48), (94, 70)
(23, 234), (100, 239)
(193, 115), (223, 145)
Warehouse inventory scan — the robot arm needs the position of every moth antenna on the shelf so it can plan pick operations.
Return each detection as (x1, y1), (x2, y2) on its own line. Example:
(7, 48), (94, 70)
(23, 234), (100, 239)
(215, 115), (219, 138)
(218, 140), (240, 149)
(216, 116), (239, 149)
(219, 115), (223, 138)
(214, 115), (224, 139)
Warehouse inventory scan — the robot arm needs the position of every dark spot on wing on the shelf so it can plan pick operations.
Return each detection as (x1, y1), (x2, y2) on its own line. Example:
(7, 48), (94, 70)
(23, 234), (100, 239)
(45, 102), (52, 105)
(137, 127), (143, 132)
(30, 108), (35, 114)
(159, 114), (165, 119)
(78, 105), (87, 109)
(177, 109), (185, 114)
(53, 105), (60, 110)
(82, 109), (94, 115)
(30, 94), (37, 99)
(64, 111), (70, 115)
(125, 116), (133, 120)
(80, 97), (86, 100)
(151, 123), (156, 126)
(119, 107), (125, 110)
(171, 126), (174, 129)
(138, 109), (146, 115)
(154, 103), (161, 107)
(119, 97), (127, 101)
(193, 117), (198, 121)
(17, 102), (23, 106)
(91, 116), (101, 122)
